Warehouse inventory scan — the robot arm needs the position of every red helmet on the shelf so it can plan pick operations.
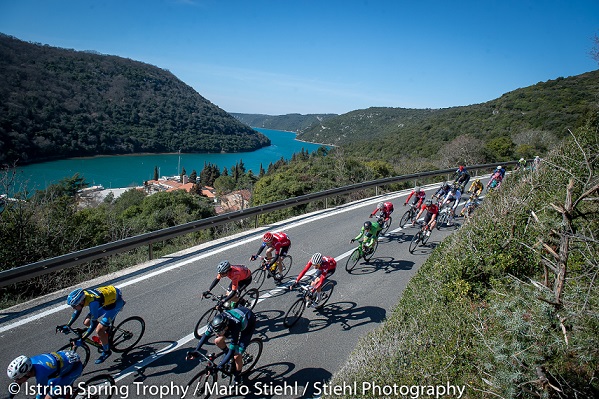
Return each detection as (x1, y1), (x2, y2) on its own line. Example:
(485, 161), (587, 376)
(262, 232), (273, 243)
(459, 165), (465, 171)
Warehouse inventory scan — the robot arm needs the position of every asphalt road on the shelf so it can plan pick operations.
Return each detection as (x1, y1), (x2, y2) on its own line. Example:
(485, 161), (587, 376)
(0, 179), (488, 399)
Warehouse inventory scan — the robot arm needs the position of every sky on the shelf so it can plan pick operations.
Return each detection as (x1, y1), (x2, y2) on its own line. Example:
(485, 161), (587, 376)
(0, 0), (598, 116)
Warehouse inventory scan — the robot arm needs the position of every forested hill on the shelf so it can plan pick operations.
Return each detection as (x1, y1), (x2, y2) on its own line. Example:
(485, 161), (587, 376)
(297, 69), (599, 161)
(231, 112), (337, 133)
(0, 34), (270, 166)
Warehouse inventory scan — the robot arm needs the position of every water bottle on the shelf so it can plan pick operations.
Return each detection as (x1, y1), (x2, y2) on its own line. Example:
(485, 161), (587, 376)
(92, 336), (101, 345)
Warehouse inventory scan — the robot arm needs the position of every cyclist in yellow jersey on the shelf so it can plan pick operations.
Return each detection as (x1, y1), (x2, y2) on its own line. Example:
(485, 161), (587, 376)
(59, 285), (125, 364)
(467, 179), (484, 196)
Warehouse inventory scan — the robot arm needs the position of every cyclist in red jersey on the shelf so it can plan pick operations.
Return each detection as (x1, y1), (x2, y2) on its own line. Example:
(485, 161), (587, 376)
(404, 186), (426, 208)
(412, 199), (439, 235)
(250, 231), (291, 281)
(203, 260), (252, 308)
(290, 253), (336, 305)
(370, 201), (394, 223)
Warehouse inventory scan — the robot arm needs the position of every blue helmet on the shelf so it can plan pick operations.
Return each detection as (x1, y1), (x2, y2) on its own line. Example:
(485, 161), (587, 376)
(67, 288), (85, 306)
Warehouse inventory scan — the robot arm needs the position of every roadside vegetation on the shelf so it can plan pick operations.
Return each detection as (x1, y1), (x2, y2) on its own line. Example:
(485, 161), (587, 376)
(326, 119), (599, 398)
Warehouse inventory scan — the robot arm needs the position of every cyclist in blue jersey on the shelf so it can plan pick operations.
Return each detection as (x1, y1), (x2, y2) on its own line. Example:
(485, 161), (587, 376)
(58, 285), (125, 364)
(6, 351), (83, 399)
(186, 306), (256, 385)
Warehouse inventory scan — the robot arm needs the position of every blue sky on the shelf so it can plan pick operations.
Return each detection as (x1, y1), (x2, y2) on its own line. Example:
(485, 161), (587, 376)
(1, 0), (598, 115)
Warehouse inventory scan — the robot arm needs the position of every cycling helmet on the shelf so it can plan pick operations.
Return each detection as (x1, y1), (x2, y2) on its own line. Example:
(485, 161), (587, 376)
(519, 158), (525, 162)
(210, 313), (229, 333)
(7, 355), (32, 380)
(377, 202), (384, 210)
(217, 260), (231, 274)
(459, 165), (465, 171)
(414, 186), (421, 192)
(262, 232), (273, 243)
(425, 199), (433, 206)
(364, 221), (372, 230)
(67, 288), (85, 307)
(311, 253), (323, 265)
(474, 178), (480, 183)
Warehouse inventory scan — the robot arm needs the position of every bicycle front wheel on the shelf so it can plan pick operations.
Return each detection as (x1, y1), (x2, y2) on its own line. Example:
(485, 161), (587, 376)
(251, 266), (267, 290)
(194, 308), (219, 339)
(363, 241), (378, 262)
(241, 338), (263, 375)
(185, 369), (217, 398)
(59, 342), (90, 369)
(399, 209), (413, 228)
(314, 280), (334, 310)
(279, 255), (293, 278)
(345, 248), (361, 272)
(409, 231), (422, 253)
(381, 217), (392, 235)
(239, 288), (259, 310)
(110, 316), (145, 353)
(76, 374), (116, 399)
(284, 298), (306, 328)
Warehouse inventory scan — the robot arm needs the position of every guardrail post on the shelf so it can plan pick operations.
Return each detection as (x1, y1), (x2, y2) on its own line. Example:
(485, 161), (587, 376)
(325, 198), (328, 209)
(375, 186), (379, 196)
(255, 215), (259, 229)
(148, 243), (153, 260)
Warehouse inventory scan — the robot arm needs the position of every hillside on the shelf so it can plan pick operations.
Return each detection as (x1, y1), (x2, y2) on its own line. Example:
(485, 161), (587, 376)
(298, 70), (599, 162)
(0, 34), (270, 166)
(231, 112), (337, 133)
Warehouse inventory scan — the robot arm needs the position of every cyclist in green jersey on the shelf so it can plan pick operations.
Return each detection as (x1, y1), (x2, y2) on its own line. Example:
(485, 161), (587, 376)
(351, 221), (382, 253)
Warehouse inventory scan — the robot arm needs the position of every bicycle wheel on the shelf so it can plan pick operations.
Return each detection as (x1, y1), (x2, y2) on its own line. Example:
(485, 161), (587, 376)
(437, 210), (448, 228)
(251, 266), (267, 290)
(283, 298), (306, 328)
(345, 248), (361, 272)
(76, 374), (116, 399)
(185, 369), (218, 398)
(409, 231), (422, 253)
(194, 307), (219, 340)
(278, 255), (293, 278)
(314, 280), (334, 310)
(421, 230), (431, 245)
(241, 338), (263, 375)
(239, 288), (259, 310)
(381, 217), (392, 235)
(363, 240), (378, 262)
(109, 316), (145, 353)
(59, 342), (90, 369)
(399, 209), (413, 228)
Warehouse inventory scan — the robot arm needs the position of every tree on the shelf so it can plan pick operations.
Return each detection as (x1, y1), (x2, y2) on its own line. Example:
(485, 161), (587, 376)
(153, 166), (159, 181)
(437, 134), (486, 167)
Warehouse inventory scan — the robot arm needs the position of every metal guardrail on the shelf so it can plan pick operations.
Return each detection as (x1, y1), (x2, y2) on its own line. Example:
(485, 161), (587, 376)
(0, 161), (516, 287)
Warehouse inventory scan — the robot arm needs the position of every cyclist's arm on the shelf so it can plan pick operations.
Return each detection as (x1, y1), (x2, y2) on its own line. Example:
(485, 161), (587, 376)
(192, 329), (212, 352)
(268, 251), (280, 267)
(207, 276), (220, 292)
(295, 262), (312, 284)
(254, 243), (266, 257)
(66, 307), (83, 327)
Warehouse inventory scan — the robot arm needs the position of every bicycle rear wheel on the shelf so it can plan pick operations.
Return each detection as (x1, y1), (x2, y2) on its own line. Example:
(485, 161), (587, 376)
(284, 298), (306, 328)
(409, 231), (422, 253)
(75, 374), (116, 399)
(185, 369), (217, 398)
(314, 280), (334, 310)
(437, 210), (449, 228)
(251, 266), (267, 290)
(109, 316), (145, 353)
(239, 288), (259, 310)
(241, 338), (263, 375)
(399, 209), (413, 228)
(345, 248), (361, 272)
(194, 308), (219, 339)
(59, 342), (90, 369)
(421, 230), (431, 245)
(381, 216), (392, 235)
(363, 241), (378, 262)
(279, 255), (293, 278)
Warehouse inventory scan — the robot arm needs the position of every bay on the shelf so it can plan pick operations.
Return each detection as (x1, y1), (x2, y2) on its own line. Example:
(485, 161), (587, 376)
(14, 128), (324, 192)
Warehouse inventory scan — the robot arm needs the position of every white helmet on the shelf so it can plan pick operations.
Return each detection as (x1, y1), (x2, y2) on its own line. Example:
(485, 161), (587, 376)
(7, 355), (32, 380)
(414, 186), (421, 192)
(311, 253), (323, 265)
(377, 202), (384, 209)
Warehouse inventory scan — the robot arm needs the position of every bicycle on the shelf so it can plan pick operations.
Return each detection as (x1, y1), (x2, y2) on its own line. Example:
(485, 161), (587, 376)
(375, 214), (392, 235)
(193, 290), (259, 340)
(399, 203), (419, 228)
(408, 222), (432, 253)
(57, 316), (145, 368)
(283, 280), (335, 328)
(184, 338), (263, 398)
(345, 239), (379, 272)
(460, 194), (481, 218)
(436, 206), (452, 228)
(250, 254), (293, 290)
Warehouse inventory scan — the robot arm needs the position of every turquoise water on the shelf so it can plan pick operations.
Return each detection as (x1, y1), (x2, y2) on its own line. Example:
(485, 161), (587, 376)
(14, 128), (324, 191)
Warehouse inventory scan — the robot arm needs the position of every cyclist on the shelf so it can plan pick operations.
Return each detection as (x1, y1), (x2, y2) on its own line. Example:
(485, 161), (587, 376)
(516, 158), (527, 171)
(487, 168), (503, 190)
(467, 178), (484, 197)
(411, 199), (439, 235)
(369, 201), (394, 224)
(533, 156), (541, 170)
(289, 253), (337, 306)
(59, 285), (125, 364)
(432, 182), (451, 202)
(496, 165), (506, 179)
(203, 260), (252, 309)
(404, 186), (426, 209)
(250, 231), (291, 282)
(440, 183), (462, 225)
(453, 165), (471, 190)
(351, 221), (381, 254)
(186, 306), (256, 385)
(6, 351), (83, 399)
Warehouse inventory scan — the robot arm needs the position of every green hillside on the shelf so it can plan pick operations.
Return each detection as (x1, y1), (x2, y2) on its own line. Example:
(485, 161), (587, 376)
(231, 112), (337, 133)
(0, 34), (270, 166)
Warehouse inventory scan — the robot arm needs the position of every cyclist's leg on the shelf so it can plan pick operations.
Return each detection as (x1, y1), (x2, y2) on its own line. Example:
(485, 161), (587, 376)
(236, 315), (256, 376)
(278, 246), (290, 274)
